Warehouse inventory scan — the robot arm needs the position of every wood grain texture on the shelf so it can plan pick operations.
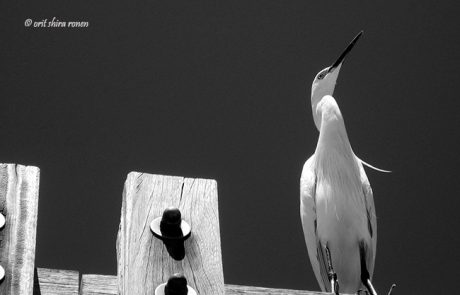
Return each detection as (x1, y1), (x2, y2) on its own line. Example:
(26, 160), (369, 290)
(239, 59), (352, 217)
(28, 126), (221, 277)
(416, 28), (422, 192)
(80, 274), (117, 295)
(33, 268), (79, 294)
(0, 163), (40, 295)
(116, 172), (224, 295)
(225, 284), (339, 295)
(70, 274), (337, 295)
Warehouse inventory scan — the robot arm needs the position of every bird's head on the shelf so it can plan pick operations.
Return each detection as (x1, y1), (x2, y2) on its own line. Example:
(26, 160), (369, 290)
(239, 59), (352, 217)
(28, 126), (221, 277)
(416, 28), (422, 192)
(311, 31), (363, 130)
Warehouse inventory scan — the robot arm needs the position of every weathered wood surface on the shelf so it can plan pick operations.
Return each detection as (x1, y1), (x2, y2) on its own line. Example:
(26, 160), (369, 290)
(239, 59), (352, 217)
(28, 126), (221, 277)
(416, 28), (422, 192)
(0, 164), (40, 295)
(116, 173), (224, 295)
(225, 284), (331, 294)
(80, 274), (117, 295)
(77, 274), (331, 295)
(33, 268), (79, 294)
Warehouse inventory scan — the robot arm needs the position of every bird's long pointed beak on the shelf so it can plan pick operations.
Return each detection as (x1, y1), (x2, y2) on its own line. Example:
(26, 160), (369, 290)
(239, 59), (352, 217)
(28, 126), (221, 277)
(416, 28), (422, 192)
(328, 31), (363, 73)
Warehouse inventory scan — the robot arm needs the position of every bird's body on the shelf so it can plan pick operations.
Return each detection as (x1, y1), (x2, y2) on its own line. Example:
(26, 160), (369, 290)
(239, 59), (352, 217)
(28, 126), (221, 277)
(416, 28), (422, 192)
(301, 95), (376, 293)
(300, 32), (381, 295)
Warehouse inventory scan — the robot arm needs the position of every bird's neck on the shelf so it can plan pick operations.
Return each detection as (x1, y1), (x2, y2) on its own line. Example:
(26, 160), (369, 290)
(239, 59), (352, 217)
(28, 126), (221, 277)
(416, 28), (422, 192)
(311, 89), (335, 131)
(311, 91), (326, 130)
(314, 112), (356, 175)
(314, 132), (359, 186)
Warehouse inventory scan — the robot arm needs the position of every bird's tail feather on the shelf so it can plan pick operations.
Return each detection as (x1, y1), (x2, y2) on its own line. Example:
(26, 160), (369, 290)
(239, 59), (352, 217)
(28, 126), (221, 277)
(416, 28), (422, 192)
(358, 157), (392, 173)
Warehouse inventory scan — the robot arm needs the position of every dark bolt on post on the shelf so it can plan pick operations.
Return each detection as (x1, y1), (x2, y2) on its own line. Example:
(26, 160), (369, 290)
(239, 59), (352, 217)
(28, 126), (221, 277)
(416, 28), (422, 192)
(165, 273), (188, 295)
(151, 207), (191, 260)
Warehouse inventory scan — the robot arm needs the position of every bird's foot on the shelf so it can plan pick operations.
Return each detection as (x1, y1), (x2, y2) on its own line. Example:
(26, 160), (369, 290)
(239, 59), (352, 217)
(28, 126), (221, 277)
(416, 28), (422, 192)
(387, 283), (396, 295)
(325, 246), (339, 295)
(328, 271), (339, 295)
(357, 289), (369, 295)
(335, 280), (339, 295)
(334, 279), (340, 295)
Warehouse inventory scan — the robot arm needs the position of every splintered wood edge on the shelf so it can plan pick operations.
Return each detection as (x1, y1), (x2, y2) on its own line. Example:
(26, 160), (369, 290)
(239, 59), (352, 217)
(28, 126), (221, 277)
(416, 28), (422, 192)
(34, 268), (80, 294)
(0, 164), (40, 295)
(116, 172), (224, 295)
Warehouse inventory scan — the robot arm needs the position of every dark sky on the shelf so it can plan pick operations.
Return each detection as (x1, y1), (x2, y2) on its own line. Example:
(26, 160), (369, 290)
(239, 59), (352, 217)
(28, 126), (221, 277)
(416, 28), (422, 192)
(1, 1), (460, 294)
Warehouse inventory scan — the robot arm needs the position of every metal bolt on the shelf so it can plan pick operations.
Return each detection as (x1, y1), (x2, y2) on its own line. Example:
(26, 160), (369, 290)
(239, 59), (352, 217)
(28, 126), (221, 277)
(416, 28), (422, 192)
(155, 273), (197, 295)
(151, 207), (191, 261)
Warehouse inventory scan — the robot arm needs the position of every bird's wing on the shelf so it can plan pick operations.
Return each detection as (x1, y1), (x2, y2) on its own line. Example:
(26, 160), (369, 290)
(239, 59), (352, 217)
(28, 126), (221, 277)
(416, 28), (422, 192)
(300, 156), (329, 291)
(357, 159), (377, 278)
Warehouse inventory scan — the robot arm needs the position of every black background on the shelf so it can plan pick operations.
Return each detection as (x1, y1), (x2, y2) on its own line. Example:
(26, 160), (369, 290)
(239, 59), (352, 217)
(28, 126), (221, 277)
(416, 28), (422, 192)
(1, 1), (460, 293)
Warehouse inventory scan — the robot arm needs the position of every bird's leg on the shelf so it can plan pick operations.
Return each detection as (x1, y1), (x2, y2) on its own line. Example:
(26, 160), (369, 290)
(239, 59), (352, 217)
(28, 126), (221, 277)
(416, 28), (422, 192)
(363, 279), (377, 295)
(357, 289), (369, 295)
(325, 245), (339, 295)
(359, 242), (377, 295)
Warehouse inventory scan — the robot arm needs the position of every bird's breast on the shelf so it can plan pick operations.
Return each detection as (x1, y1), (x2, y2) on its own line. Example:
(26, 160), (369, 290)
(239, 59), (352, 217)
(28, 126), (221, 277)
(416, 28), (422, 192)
(314, 176), (370, 292)
(315, 175), (368, 242)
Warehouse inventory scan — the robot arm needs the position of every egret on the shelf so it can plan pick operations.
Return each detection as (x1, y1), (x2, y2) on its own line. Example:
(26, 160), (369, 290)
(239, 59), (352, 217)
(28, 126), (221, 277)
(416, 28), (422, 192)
(300, 32), (393, 295)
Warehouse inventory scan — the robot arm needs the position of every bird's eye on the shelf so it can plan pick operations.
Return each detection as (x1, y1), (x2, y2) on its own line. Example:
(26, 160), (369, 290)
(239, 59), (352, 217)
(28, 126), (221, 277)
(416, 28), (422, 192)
(317, 73), (325, 80)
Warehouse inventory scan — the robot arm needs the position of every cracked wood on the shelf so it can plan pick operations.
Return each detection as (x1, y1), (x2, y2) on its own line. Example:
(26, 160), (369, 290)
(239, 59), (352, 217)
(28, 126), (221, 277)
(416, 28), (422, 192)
(116, 172), (224, 295)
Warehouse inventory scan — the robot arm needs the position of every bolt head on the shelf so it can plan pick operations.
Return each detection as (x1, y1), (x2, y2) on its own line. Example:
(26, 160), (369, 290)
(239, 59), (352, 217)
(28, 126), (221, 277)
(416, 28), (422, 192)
(165, 273), (188, 295)
(162, 207), (182, 225)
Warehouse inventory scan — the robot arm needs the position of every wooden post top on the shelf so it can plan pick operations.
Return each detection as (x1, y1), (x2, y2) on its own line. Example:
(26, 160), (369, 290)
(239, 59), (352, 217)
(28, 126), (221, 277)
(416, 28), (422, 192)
(116, 172), (224, 295)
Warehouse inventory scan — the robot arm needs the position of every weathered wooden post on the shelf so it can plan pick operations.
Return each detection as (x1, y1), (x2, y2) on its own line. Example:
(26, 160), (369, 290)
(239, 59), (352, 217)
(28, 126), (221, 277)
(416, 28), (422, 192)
(0, 163), (40, 294)
(116, 172), (224, 295)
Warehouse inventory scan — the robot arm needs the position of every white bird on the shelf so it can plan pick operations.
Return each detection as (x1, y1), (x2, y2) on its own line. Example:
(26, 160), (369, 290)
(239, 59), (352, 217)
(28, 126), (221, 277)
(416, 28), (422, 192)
(300, 32), (389, 295)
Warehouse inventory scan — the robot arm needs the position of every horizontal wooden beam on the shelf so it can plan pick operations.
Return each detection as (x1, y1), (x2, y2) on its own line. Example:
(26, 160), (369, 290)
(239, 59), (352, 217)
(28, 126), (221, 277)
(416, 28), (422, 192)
(80, 274), (117, 295)
(225, 284), (328, 294)
(80, 274), (330, 295)
(34, 268), (79, 294)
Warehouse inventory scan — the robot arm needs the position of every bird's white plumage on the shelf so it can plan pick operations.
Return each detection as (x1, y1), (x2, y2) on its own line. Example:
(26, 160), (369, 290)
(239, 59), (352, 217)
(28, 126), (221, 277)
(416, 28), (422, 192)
(300, 31), (385, 294)
(300, 94), (377, 293)
(300, 156), (325, 290)
(358, 157), (377, 272)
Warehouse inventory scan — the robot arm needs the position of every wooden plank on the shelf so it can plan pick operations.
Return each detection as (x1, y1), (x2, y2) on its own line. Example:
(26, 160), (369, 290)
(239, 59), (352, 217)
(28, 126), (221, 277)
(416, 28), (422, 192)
(0, 163), (40, 295)
(225, 284), (333, 295)
(78, 275), (333, 295)
(116, 172), (224, 295)
(33, 268), (79, 294)
(80, 274), (117, 295)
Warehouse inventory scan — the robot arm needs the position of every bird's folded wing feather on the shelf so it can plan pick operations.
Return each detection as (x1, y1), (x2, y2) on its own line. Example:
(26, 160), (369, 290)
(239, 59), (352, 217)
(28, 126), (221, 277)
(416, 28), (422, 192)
(358, 159), (377, 278)
(300, 156), (328, 291)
